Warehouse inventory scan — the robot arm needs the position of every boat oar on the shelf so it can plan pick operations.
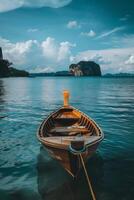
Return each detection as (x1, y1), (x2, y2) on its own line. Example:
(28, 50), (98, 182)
(79, 154), (96, 200)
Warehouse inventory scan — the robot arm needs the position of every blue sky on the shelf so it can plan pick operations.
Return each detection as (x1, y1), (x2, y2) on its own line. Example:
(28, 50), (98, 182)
(0, 0), (134, 74)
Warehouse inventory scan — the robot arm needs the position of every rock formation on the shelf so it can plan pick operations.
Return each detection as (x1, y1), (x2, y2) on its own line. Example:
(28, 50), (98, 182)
(69, 61), (101, 76)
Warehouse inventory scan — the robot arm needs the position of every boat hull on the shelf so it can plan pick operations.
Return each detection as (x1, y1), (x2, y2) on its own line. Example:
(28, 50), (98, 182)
(37, 104), (104, 177)
(42, 142), (100, 177)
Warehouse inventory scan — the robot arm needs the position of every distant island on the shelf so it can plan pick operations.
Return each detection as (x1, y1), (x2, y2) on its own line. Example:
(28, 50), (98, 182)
(30, 61), (102, 77)
(103, 73), (134, 77)
(30, 71), (72, 77)
(0, 47), (29, 77)
(69, 61), (101, 76)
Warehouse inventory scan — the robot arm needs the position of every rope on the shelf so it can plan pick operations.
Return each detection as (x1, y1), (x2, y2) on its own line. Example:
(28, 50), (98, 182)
(79, 154), (96, 200)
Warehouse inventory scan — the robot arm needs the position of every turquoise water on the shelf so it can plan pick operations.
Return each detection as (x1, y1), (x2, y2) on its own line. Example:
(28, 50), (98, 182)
(0, 77), (134, 200)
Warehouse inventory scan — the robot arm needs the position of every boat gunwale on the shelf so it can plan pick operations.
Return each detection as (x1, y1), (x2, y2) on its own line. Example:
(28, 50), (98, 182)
(39, 136), (103, 150)
(37, 106), (104, 150)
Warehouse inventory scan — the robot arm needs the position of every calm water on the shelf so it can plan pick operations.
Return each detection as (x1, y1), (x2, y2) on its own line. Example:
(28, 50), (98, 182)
(0, 77), (134, 200)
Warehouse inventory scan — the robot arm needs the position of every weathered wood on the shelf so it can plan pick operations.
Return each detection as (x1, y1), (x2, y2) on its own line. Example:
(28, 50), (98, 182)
(50, 126), (89, 134)
(37, 104), (104, 177)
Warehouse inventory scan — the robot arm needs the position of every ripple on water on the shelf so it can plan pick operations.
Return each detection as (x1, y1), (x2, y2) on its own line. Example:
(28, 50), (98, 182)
(0, 77), (134, 200)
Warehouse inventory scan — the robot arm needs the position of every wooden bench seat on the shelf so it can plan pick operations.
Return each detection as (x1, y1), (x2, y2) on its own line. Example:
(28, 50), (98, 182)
(42, 135), (101, 147)
(49, 126), (90, 136)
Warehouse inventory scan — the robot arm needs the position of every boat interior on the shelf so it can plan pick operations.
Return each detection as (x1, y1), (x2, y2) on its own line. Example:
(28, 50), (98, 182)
(41, 107), (101, 138)
(38, 91), (103, 149)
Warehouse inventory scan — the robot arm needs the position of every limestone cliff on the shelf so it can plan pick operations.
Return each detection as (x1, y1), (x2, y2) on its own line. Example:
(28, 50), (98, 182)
(69, 61), (101, 76)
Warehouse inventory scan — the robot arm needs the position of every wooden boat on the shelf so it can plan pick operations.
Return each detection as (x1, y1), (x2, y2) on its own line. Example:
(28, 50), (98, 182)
(37, 91), (104, 177)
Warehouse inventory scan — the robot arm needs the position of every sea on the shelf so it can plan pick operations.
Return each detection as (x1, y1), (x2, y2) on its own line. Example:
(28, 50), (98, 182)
(0, 77), (134, 200)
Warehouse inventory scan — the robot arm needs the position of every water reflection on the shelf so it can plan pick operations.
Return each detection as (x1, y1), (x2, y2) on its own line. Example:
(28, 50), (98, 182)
(0, 77), (134, 200)
(0, 79), (5, 103)
(37, 147), (104, 200)
(0, 79), (6, 115)
(37, 146), (134, 200)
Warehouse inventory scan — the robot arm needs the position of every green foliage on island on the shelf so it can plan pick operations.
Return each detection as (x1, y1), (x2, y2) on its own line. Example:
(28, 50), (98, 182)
(55, 71), (73, 76)
(8, 67), (29, 77)
(69, 61), (102, 76)
(0, 59), (29, 77)
(103, 73), (134, 77)
(30, 71), (73, 77)
(0, 59), (12, 77)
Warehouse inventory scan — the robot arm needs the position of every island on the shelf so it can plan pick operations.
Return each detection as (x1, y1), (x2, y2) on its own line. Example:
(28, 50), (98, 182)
(30, 71), (72, 77)
(103, 73), (134, 77)
(0, 47), (29, 77)
(69, 61), (101, 76)
(30, 61), (102, 77)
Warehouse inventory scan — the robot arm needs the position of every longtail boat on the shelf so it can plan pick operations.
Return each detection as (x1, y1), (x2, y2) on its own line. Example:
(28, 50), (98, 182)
(37, 91), (104, 177)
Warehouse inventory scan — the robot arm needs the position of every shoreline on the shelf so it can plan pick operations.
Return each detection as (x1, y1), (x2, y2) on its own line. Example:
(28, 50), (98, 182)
(0, 75), (134, 79)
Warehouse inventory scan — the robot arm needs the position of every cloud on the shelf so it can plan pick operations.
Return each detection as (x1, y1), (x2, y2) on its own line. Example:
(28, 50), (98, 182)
(27, 28), (38, 33)
(0, 37), (37, 65)
(0, 36), (75, 72)
(120, 14), (130, 21)
(0, 36), (76, 69)
(81, 30), (96, 37)
(119, 34), (134, 47)
(71, 47), (134, 74)
(41, 37), (57, 60)
(66, 20), (80, 29)
(1, 35), (134, 74)
(30, 66), (54, 73)
(97, 26), (125, 39)
(125, 55), (134, 65)
(41, 37), (75, 66)
(58, 41), (75, 62)
(0, 0), (72, 12)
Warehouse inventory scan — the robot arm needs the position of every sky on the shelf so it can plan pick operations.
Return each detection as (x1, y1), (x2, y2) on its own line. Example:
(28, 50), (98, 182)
(0, 0), (134, 74)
